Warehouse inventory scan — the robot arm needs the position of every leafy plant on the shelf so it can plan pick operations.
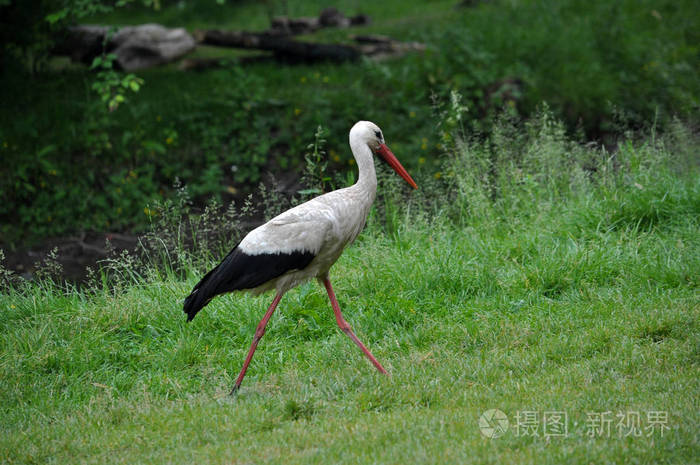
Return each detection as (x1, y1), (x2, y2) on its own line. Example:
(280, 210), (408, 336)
(299, 125), (331, 199)
(91, 53), (144, 112)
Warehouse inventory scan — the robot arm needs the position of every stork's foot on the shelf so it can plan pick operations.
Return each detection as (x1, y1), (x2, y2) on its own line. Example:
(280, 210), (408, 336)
(229, 383), (241, 396)
(341, 327), (388, 375)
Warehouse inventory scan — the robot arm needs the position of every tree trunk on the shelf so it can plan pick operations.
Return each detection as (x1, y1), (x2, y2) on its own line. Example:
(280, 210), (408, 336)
(195, 30), (361, 63)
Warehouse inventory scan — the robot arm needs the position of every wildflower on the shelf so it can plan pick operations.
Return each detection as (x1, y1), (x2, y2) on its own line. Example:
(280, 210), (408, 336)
(418, 157), (426, 164)
(294, 108), (302, 116)
(409, 111), (416, 118)
(144, 207), (153, 216)
(48, 169), (57, 176)
(348, 159), (355, 166)
(116, 207), (122, 214)
(156, 115), (162, 122)
(421, 137), (428, 150)
(300, 76), (307, 83)
(10, 304), (15, 309)
(166, 137), (174, 145)
(434, 171), (442, 179)
(322, 76), (329, 83)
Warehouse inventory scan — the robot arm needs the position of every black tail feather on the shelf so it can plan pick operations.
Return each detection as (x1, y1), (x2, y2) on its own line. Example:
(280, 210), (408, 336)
(183, 267), (218, 322)
(183, 290), (208, 322)
(183, 246), (239, 322)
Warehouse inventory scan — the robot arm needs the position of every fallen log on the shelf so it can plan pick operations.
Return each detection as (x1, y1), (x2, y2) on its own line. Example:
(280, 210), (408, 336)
(195, 30), (361, 63)
(193, 30), (425, 64)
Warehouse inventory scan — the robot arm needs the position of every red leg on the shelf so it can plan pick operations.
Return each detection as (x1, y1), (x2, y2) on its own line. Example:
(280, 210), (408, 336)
(323, 278), (388, 375)
(230, 292), (283, 395)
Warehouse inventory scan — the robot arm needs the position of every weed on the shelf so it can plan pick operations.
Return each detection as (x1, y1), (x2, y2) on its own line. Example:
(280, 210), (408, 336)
(32, 247), (63, 283)
(300, 125), (332, 199)
(0, 250), (22, 292)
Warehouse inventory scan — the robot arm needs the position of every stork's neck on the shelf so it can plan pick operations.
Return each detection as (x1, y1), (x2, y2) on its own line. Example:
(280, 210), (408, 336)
(349, 139), (377, 198)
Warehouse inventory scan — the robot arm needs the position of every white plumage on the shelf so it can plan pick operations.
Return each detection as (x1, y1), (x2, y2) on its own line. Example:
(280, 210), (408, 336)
(183, 120), (417, 393)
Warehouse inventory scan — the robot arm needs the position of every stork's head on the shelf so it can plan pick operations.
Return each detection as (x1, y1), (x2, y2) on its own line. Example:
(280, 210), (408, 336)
(350, 121), (418, 189)
(350, 120), (385, 151)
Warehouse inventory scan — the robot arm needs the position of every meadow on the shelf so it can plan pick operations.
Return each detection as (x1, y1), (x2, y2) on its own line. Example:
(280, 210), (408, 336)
(1, 112), (698, 464)
(1, 0), (699, 463)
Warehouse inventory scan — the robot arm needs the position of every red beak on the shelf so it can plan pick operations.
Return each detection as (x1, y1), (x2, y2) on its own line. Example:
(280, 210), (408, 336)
(375, 144), (418, 189)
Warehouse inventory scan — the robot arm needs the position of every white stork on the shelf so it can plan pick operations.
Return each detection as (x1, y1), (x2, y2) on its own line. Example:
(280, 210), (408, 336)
(183, 121), (417, 394)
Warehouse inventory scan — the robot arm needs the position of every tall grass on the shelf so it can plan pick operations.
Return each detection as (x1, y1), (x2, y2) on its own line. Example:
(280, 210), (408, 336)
(1, 113), (698, 464)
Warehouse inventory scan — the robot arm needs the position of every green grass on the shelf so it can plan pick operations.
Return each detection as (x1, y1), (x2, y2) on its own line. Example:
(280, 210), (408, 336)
(1, 116), (698, 464)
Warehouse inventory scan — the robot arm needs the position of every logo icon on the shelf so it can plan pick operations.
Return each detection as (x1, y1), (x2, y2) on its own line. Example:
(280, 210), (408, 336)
(479, 409), (509, 438)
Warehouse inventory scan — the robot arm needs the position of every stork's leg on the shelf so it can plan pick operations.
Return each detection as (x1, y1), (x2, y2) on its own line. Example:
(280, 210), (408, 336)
(230, 292), (284, 395)
(322, 278), (388, 375)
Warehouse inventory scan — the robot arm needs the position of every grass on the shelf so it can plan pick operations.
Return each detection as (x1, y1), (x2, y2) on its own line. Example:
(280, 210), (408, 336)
(1, 115), (698, 464)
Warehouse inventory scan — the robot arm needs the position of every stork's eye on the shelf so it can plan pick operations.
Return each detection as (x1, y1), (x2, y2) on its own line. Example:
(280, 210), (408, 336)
(374, 130), (382, 139)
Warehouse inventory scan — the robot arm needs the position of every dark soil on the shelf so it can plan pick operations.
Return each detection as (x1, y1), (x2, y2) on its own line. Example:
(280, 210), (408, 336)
(2, 231), (140, 283)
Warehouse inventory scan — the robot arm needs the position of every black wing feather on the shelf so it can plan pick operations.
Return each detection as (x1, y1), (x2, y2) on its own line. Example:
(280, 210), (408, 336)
(183, 245), (315, 321)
